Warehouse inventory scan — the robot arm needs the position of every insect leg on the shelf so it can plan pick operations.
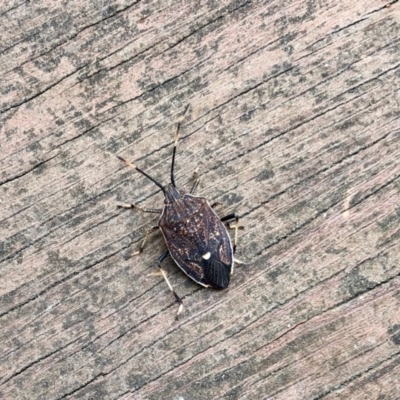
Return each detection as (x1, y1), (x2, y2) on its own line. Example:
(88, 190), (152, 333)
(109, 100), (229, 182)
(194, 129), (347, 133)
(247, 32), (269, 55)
(220, 214), (241, 254)
(133, 226), (159, 256)
(212, 205), (243, 252)
(210, 202), (227, 216)
(221, 214), (245, 265)
(220, 213), (236, 223)
(157, 251), (184, 317)
(118, 203), (162, 213)
(190, 169), (200, 194)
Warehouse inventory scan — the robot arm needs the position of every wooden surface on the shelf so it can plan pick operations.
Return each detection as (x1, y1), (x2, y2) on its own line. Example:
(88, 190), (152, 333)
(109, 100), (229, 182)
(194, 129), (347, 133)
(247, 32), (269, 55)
(1, 1), (400, 399)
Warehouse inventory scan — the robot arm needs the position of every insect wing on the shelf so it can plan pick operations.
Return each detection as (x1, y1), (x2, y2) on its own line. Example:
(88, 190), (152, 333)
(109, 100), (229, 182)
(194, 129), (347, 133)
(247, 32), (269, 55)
(201, 250), (231, 289)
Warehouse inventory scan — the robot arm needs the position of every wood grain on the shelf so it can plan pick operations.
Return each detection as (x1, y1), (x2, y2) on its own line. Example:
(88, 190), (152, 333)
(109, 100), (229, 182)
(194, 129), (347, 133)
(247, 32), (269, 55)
(1, 0), (400, 399)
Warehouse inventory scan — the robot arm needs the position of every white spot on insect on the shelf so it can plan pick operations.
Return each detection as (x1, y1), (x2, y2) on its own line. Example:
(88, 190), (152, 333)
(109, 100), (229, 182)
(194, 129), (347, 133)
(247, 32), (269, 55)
(202, 252), (211, 260)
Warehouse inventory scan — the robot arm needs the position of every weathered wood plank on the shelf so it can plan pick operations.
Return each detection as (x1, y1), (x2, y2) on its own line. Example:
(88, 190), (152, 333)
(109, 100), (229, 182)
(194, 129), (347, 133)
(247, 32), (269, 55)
(1, 0), (399, 399)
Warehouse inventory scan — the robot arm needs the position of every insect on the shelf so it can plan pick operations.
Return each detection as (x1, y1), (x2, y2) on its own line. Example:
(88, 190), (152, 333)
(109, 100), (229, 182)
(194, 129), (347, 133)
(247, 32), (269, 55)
(117, 105), (242, 316)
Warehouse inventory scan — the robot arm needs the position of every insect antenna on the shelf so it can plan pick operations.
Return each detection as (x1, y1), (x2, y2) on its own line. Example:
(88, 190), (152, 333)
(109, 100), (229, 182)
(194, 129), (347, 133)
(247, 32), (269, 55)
(117, 156), (165, 193)
(170, 104), (190, 187)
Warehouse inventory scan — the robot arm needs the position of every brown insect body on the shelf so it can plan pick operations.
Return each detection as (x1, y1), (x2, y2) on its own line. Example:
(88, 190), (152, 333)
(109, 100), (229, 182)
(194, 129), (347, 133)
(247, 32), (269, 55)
(159, 184), (233, 289)
(118, 106), (240, 315)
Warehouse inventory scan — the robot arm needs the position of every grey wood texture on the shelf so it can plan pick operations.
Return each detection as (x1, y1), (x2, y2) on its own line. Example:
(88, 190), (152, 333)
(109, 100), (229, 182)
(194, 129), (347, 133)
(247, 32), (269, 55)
(1, 1), (400, 399)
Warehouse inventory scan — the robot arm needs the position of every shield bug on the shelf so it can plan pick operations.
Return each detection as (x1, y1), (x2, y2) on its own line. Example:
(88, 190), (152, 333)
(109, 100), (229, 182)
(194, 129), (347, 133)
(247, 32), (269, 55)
(117, 105), (241, 316)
